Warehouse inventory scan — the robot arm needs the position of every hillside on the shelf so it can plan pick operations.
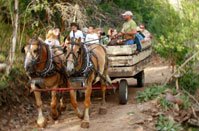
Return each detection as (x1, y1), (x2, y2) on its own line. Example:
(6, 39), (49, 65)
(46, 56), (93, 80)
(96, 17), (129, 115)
(0, 0), (199, 130)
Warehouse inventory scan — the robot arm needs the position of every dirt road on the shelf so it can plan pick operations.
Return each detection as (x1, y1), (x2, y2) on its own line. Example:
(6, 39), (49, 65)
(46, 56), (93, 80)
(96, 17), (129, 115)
(0, 65), (171, 131)
(43, 66), (171, 131)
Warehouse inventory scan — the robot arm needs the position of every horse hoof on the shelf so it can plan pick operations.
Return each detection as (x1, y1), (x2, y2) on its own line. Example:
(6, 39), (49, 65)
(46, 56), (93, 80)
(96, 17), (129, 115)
(99, 107), (107, 115)
(81, 120), (90, 128)
(77, 113), (84, 119)
(51, 111), (59, 120)
(60, 105), (66, 112)
(37, 117), (46, 128)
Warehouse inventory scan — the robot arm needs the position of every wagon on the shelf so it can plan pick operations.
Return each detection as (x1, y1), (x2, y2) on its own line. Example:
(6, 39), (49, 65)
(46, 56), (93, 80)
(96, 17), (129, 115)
(106, 39), (152, 104)
(33, 34), (152, 105)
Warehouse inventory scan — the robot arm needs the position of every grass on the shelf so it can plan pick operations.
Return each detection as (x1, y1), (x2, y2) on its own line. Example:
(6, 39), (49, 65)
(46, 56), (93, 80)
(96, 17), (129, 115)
(136, 85), (167, 103)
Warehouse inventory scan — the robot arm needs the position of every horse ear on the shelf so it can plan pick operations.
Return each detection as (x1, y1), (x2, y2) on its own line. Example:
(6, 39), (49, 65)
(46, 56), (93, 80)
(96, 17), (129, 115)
(21, 46), (25, 53)
(64, 36), (70, 46)
(38, 37), (45, 44)
(77, 37), (81, 43)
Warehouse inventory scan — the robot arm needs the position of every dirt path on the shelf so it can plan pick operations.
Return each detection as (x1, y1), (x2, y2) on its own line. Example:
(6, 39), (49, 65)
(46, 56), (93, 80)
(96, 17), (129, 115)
(0, 65), (171, 131)
(43, 65), (171, 131)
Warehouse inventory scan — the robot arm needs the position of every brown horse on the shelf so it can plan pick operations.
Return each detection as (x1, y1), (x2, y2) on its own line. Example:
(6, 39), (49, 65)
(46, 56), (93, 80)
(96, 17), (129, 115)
(64, 38), (111, 128)
(22, 37), (67, 127)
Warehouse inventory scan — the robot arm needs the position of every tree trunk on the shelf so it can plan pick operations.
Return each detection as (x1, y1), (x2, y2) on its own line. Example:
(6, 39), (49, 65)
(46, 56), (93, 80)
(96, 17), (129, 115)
(6, 0), (18, 75)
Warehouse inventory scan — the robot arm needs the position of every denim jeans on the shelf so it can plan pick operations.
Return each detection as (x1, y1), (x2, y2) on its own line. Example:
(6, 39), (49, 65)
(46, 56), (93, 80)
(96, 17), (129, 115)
(125, 33), (142, 51)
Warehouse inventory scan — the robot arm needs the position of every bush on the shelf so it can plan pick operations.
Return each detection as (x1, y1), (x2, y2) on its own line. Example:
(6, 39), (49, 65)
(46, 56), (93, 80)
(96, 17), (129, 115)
(136, 85), (167, 103)
(156, 115), (183, 131)
(179, 71), (199, 94)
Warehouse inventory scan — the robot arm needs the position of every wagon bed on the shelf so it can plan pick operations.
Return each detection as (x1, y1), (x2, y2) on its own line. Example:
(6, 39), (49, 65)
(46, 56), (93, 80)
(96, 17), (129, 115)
(106, 40), (152, 78)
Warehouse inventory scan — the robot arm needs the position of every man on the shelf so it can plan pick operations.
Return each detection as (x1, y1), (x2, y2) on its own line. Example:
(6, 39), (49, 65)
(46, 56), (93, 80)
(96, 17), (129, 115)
(119, 11), (142, 51)
(85, 26), (99, 44)
(69, 22), (84, 42)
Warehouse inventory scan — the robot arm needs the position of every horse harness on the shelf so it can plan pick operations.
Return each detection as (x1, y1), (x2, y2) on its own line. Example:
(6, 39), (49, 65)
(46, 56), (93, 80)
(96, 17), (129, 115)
(27, 40), (56, 78)
(66, 43), (94, 78)
(66, 42), (111, 85)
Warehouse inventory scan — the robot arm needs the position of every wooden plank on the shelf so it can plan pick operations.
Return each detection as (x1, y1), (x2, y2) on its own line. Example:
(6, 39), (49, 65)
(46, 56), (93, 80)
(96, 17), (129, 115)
(108, 57), (151, 77)
(106, 40), (151, 56)
(108, 48), (152, 67)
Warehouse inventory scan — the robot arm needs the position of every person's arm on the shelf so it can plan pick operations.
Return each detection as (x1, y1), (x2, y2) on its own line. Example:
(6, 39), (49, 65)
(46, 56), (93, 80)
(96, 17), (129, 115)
(79, 31), (84, 42)
(122, 29), (137, 36)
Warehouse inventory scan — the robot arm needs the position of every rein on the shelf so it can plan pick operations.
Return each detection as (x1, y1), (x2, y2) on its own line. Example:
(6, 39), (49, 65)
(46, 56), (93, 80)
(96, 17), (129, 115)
(27, 42), (56, 77)
(65, 42), (93, 77)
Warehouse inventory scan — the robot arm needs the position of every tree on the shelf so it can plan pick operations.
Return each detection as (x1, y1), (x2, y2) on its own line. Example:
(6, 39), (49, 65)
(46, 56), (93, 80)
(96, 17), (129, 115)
(6, 0), (18, 75)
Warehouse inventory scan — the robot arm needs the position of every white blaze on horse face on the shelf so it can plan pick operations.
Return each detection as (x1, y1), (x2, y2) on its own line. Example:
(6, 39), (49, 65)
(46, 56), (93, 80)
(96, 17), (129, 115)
(66, 44), (75, 73)
(66, 56), (74, 73)
(24, 46), (32, 70)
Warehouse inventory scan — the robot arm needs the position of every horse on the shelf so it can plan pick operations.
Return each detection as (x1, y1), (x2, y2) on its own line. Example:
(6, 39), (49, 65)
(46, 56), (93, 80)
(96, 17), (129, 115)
(22, 36), (67, 128)
(64, 37), (111, 128)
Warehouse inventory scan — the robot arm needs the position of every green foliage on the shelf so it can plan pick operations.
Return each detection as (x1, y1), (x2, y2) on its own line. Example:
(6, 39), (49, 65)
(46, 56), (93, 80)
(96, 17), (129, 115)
(156, 115), (183, 131)
(114, 0), (199, 67)
(136, 85), (166, 103)
(179, 94), (191, 110)
(179, 71), (199, 94)
(159, 97), (174, 110)
(0, 74), (9, 90)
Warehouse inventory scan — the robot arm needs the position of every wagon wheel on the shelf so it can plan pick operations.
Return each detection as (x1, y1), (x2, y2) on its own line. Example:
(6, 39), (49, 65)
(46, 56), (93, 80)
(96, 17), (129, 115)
(119, 79), (128, 105)
(136, 70), (145, 87)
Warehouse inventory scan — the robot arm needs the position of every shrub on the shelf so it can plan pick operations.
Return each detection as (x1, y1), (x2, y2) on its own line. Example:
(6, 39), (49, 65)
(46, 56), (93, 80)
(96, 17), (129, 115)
(156, 115), (183, 131)
(179, 71), (199, 94)
(136, 85), (167, 103)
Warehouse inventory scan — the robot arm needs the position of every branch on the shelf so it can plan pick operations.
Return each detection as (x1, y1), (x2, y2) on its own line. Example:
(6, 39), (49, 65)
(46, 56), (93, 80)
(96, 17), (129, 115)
(164, 50), (199, 85)
(19, 0), (34, 50)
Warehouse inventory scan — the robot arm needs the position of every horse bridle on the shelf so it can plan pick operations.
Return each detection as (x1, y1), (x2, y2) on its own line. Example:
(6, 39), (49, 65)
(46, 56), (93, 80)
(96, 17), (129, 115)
(27, 39), (43, 70)
(25, 39), (57, 78)
(65, 42), (82, 68)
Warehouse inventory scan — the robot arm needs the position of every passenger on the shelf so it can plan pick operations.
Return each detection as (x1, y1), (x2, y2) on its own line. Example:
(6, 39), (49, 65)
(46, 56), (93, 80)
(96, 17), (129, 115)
(118, 11), (142, 51)
(45, 28), (60, 47)
(69, 22), (84, 42)
(85, 26), (99, 44)
(96, 28), (108, 45)
(137, 24), (152, 42)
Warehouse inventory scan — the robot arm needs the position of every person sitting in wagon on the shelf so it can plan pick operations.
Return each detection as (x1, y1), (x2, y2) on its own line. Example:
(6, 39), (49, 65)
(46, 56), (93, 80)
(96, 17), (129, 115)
(85, 26), (99, 44)
(69, 22), (84, 42)
(118, 11), (142, 51)
(137, 24), (152, 42)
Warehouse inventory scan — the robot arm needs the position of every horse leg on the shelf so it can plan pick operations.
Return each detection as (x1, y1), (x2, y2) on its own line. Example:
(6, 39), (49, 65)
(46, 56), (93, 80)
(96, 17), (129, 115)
(59, 94), (66, 112)
(34, 91), (46, 127)
(51, 90), (59, 120)
(99, 80), (107, 115)
(69, 89), (83, 119)
(81, 82), (92, 128)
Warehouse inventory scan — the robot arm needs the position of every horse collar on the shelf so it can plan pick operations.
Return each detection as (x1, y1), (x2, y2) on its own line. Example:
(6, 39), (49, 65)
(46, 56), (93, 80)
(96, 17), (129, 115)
(30, 44), (56, 78)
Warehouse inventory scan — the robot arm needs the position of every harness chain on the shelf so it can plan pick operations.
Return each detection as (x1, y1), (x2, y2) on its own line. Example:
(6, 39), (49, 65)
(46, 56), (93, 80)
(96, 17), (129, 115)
(29, 43), (56, 78)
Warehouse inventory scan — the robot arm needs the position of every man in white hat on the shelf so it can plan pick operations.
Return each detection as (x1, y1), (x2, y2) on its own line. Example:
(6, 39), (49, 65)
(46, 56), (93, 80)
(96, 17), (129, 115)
(119, 11), (142, 51)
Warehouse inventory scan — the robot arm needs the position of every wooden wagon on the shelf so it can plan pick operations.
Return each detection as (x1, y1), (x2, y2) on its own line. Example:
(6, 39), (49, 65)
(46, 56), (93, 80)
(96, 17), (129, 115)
(106, 40), (152, 104)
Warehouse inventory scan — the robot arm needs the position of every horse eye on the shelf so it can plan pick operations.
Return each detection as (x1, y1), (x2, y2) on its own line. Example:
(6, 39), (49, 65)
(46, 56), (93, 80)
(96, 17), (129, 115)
(33, 49), (38, 53)
(77, 50), (81, 55)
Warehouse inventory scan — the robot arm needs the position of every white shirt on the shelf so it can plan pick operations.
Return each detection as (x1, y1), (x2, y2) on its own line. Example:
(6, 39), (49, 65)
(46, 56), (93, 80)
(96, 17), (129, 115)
(69, 30), (84, 42)
(45, 39), (60, 47)
(85, 33), (99, 44)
